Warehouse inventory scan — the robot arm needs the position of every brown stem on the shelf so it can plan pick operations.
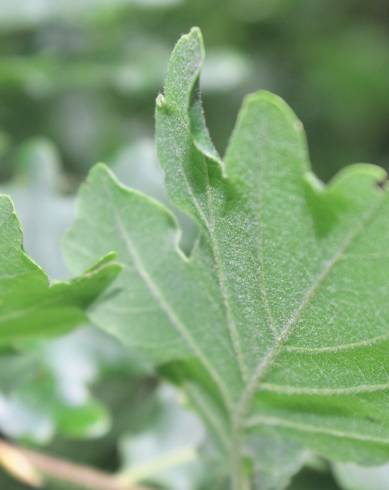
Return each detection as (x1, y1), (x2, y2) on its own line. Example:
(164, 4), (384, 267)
(0, 438), (148, 490)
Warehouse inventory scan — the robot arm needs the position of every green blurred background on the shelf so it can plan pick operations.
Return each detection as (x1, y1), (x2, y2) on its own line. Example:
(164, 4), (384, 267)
(1, 0), (389, 184)
(1, 0), (389, 488)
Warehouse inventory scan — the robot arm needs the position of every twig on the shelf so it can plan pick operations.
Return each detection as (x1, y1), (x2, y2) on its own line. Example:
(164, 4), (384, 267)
(0, 438), (148, 490)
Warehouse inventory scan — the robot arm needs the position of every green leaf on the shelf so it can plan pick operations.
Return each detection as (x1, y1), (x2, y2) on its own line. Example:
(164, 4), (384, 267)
(0, 147), (142, 443)
(0, 194), (120, 343)
(64, 27), (389, 487)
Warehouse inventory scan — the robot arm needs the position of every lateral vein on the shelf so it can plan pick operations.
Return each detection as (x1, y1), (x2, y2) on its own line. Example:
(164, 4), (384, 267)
(260, 382), (389, 396)
(245, 414), (389, 445)
(234, 193), (388, 425)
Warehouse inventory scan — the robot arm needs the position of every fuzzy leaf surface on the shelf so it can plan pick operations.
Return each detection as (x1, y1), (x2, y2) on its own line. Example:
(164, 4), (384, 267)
(64, 27), (389, 484)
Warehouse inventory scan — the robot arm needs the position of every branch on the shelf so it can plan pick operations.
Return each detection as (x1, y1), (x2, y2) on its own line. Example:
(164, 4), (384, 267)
(0, 438), (149, 490)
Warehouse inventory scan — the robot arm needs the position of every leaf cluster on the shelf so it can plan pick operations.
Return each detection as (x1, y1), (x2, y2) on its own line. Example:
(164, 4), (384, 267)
(3, 26), (389, 490)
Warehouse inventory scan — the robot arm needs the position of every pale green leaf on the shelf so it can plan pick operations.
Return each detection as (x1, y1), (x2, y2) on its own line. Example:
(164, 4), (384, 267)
(0, 326), (139, 443)
(0, 194), (120, 342)
(119, 384), (205, 490)
(333, 462), (389, 490)
(64, 27), (389, 487)
(247, 431), (309, 490)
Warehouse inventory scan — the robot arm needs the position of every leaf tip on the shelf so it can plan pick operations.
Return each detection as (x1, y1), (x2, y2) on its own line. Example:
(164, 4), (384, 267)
(0, 193), (15, 213)
(92, 161), (110, 176)
(244, 90), (301, 122)
(238, 90), (307, 147)
(163, 27), (205, 102)
(172, 26), (204, 62)
(86, 162), (118, 189)
(181, 26), (203, 47)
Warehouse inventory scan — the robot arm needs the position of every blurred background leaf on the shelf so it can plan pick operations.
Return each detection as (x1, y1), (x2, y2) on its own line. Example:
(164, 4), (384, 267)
(119, 384), (205, 489)
(333, 463), (389, 490)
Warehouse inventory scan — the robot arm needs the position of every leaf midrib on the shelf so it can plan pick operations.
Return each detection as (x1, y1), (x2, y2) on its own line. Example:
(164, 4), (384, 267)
(172, 108), (249, 384)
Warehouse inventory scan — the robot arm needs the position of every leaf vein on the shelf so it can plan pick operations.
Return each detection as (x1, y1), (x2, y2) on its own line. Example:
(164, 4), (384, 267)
(245, 415), (389, 445)
(260, 382), (389, 396)
(112, 208), (234, 414)
(235, 192), (388, 425)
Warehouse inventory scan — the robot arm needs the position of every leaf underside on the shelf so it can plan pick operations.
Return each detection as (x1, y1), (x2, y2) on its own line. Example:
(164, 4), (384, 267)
(0, 194), (120, 343)
(64, 27), (389, 484)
